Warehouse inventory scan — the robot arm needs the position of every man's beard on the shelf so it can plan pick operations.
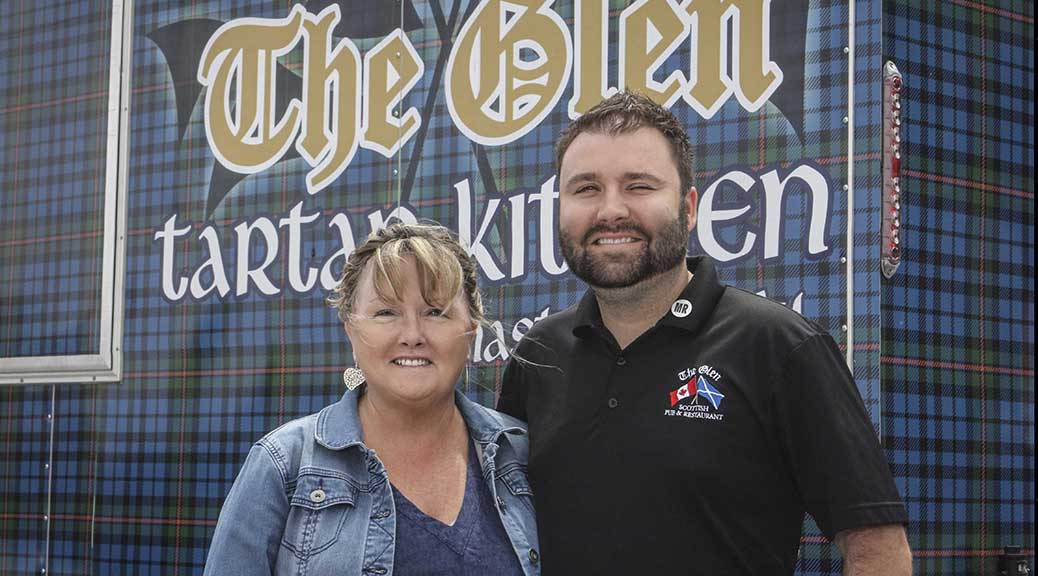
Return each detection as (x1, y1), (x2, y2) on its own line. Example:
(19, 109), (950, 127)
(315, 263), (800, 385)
(560, 209), (689, 289)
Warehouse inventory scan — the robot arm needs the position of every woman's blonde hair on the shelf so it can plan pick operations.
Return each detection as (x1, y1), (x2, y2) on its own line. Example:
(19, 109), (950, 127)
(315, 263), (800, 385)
(327, 223), (485, 325)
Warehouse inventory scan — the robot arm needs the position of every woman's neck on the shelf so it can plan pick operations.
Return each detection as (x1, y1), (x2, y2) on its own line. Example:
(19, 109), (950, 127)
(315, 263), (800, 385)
(358, 389), (467, 462)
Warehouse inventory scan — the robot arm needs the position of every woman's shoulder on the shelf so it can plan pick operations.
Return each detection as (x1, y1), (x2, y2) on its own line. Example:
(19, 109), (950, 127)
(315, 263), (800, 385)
(252, 412), (322, 473)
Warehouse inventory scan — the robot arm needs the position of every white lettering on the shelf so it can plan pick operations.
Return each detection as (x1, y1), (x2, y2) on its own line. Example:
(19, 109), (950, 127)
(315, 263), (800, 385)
(456, 178), (506, 281)
(697, 170), (756, 262)
(320, 212), (357, 290)
(190, 226), (231, 299)
(155, 214), (193, 301)
(760, 165), (830, 259)
(234, 217), (280, 296)
(279, 202), (321, 292)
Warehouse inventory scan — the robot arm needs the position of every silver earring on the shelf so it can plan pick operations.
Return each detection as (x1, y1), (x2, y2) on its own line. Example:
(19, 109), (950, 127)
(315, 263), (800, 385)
(343, 367), (366, 390)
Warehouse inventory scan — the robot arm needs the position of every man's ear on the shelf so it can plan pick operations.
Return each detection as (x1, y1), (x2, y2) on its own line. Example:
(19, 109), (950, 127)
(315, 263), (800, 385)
(685, 186), (698, 232)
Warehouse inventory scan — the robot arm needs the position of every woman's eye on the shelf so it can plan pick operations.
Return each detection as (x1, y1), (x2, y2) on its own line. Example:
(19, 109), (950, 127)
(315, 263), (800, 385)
(373, 309), (396, 317)
(427, 308), (447, 318)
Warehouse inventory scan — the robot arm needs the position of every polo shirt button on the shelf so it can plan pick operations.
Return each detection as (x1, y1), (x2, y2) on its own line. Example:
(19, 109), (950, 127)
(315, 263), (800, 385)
(607, 397), (619, 408)
(528, 549), (540, 564)
(616, 356), (626, 366)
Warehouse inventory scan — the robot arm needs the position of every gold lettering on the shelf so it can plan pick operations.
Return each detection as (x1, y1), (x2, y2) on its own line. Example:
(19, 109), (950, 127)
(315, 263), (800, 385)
(619, 0), (688, 108)
(446, 0), (572, 145)
(298, 6), (362, 194)
(361, 30), (424, 157)
(684, 0), (782, 117)
(198, 7), (304, 172)
(568, 0), (613, 118)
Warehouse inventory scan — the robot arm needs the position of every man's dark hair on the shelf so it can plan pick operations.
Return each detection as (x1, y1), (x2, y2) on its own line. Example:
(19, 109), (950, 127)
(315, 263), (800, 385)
(555, 90), (695, 195)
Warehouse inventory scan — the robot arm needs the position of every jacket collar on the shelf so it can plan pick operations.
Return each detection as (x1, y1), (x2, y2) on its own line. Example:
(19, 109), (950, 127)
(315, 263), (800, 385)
(315, 386), (523, 450)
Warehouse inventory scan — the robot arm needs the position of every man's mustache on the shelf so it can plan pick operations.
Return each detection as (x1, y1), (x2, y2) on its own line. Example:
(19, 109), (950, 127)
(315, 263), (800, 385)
(581, 221), (650, 245)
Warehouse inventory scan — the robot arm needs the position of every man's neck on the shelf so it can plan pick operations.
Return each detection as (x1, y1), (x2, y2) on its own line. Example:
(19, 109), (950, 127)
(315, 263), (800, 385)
(593, 262), (692, 350)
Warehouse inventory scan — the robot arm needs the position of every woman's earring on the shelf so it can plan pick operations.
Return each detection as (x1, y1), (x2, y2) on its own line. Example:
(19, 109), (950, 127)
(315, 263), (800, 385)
(343, 366), (366, 390)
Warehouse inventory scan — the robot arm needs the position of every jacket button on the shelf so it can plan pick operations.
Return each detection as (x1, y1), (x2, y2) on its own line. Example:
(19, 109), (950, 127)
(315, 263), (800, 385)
(497, 496), (506, 510)
(607, 397), (619, 408)
(528, 549), (540, 564)
(309, 489), (326, 503)
(616, 356), (626, 366)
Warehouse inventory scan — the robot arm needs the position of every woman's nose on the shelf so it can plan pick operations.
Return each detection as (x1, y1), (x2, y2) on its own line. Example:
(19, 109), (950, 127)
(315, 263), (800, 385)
(397, 314), (427, 346)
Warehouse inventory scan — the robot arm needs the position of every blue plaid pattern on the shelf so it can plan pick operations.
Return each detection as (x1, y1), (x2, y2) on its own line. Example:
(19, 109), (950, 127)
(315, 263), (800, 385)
(1, 0), (1032, 574)
(882, 1), (1034, 574)
(0, 1), (113, 360)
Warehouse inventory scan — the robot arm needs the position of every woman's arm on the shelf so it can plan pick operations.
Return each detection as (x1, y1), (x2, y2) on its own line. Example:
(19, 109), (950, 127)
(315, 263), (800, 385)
(204, 443), (290, 576)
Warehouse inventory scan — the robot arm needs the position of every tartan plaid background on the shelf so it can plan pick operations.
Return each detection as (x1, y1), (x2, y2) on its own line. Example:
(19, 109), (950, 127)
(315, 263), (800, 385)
(882, 1), (1034, 574)
(0, 1), (112, 360)
(0, 0), (1031, 574)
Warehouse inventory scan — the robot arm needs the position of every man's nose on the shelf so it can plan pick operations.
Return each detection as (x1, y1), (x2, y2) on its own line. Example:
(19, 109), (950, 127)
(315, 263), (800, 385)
(595, 188), (630, 222)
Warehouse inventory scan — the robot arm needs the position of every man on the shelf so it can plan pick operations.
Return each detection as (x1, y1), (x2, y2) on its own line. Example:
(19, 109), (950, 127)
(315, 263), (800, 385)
(497, 91), (911, 575)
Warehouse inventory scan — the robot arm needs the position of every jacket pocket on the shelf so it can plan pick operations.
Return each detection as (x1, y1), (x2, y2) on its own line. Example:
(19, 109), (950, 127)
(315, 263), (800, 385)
(497, 465), (533, 498)
(281, 471), (357, 558)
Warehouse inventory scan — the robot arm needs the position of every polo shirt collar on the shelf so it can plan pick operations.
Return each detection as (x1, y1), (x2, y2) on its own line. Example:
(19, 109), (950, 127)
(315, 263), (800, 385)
(572, 256), (726, 338)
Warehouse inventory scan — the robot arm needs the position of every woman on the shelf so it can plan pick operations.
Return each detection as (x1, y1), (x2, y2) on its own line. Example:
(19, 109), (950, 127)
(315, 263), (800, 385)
(204, 224), (539, 575)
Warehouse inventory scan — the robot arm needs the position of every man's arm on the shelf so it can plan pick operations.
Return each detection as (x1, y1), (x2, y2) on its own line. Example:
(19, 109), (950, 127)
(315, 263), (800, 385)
(835, 524), (912, 576)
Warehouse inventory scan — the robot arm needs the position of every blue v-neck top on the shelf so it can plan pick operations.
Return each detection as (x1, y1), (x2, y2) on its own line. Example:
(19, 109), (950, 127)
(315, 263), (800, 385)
(391, 440), (524, 575)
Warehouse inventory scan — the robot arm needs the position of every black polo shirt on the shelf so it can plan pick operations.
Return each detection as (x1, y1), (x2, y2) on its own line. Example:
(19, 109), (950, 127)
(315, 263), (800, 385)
(498, 257), (907, 575)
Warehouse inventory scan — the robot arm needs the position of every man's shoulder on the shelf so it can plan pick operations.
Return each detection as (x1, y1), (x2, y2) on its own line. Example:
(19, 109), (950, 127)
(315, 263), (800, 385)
(517, 299), (583, 350)
(715, 285), (829, 346)
(526, 299), (582, 338)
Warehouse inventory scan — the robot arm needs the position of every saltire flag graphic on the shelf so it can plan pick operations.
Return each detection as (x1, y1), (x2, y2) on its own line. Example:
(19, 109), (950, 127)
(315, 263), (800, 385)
(696, 377), (725, 410)
(670, 377), (726, 409)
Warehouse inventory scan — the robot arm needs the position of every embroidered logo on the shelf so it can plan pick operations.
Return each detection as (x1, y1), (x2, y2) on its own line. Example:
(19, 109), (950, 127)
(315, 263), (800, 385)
(664, 364), (725, 421)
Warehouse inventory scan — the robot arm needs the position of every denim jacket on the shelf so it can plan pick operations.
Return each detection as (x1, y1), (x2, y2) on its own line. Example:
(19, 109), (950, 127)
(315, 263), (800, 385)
(204, 387), (540, 576)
